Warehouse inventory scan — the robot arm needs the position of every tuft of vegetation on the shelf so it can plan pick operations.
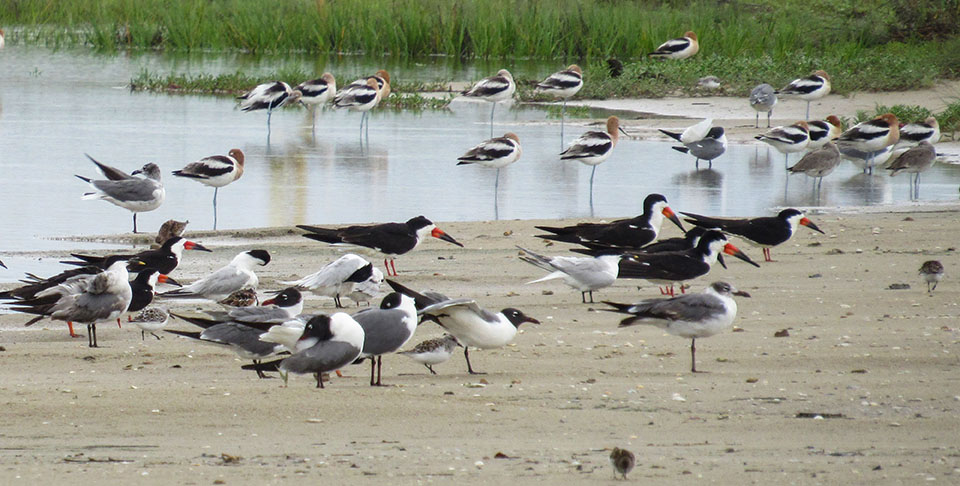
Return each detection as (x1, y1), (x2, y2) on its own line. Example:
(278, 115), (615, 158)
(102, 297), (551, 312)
(850, 100), (960, 139)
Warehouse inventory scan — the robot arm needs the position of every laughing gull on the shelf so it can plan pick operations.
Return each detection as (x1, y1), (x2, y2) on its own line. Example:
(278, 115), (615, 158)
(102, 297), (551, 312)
(536, 193), (685, 250)
(237, 81), (303, 132)
(749, 83), (777, 128)
(535, 65), (583, 141)
(62, 236), (211, 275)
(280, 254), (375, 308)
(351, 292), (418, 386)
(610, 447), (636, 480)
(297, 216), (463, 277)
(516, 245), (620, 303)
(128, 306), (169, 340)
(248, 313), (366, 388)
(172, 149), (245, 230)
(386, 280), (539, 374)
(649, 31), (699, 60)
(463, 69), (516, 137)
(398, 334), (461, 375)
(658, 118), (713, 145)
(682, 208), (825, 262)
(604, 281), (750, 372)
(345, 266), (384, 306)
(76, 155), (165, 233)
(670, 126), (727, 169)
(919, 260), (944, 293)
(167, 313), (288, 378)
(777, 70), (831, 120)
(160, 250), (270, 301)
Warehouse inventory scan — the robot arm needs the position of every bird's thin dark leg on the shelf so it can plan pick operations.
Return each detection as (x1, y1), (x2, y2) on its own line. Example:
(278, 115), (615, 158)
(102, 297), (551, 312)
(465, 347), (485, 375)
(213, 187), (219, 230)
(369, 357), (376, 386)
(426, 364), (437, 375)
(316, 372), (324, 388)
(376, 356), (383, 386)
(690, 338), (697, 373)
(132, 214), (138, 234)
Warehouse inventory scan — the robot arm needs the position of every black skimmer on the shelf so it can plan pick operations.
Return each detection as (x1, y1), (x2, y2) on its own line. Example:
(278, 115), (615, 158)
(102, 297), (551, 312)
(172, 149), (245, 230)
(295, 72), (337, 130)
(561, 116), (628, 192)
(127, 267), (180, 314)
(334, 77), (382, 139)
(671, 126), (727, 169)
(386, 280), (539, 375)
(128, 307), (169, 340)
(398, 334), (461, 375)
(571, 227), (710, 255)
(237, 81), (303, 132)
(788, 142), (842, 189)
(535, 64), (583, 141)
(160, 249), (270, 301)
(749, 84), (777, 128)
(248, 313), (365, 388)
(896, 116), (941, 148)
(516, 246), (620, 303)
(62, 236), (211, 275)
(457, 132), (522, 192)
(76, 155), (165, 233)
(167, 313), (288, 379)
(351, 292), (418, 386)
(463, 69), (516, 137)
(280, 254), (375, 308)
(535, 193), (685, 250)
(345, 266), (384, 307)
(886, 141), (937, 198)
(756, 121), (810, 167)
(681, 208), (824, 262)
(615, 230), (759, 296)
(807, 115), (843, 149)
(919, 260), (944, 293)
(649, 31), (699, 59)
(609, 448), (636, 480)
(204, 287), (304, 324)
(837, 114), (900, 172)
(297, 216), (463, 277)
(604, 281), (750, 373)
(777, 70), (831, 120)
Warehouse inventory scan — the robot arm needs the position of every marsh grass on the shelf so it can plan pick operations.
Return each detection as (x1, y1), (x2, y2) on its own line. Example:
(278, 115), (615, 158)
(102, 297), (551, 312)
(849, 101), (960, 139)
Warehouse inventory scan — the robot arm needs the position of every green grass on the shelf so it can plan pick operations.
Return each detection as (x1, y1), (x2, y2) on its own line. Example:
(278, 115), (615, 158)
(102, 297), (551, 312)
(849, 100), (960, 139)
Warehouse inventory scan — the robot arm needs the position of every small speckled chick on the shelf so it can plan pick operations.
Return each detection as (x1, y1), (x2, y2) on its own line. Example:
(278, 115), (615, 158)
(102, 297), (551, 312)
(919, 260), (944, 293)
(609, 447), (635, 480)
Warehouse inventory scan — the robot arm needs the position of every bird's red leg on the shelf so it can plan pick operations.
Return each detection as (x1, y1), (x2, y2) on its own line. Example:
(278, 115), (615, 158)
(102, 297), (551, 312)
(117, 318), (122, 328)
(667, 286), (675, 297)
(763, 248), (773, 262)
(335, 370), (343, 377)
(68, 322), (79, 338)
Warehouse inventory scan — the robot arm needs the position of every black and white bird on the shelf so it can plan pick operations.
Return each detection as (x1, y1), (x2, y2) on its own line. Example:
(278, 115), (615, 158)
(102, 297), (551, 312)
(386, 280), (539, 375)
(561, 116), (629, 191)
(788, 142), (842, 189)
(649, 31), (699, 60)
(237, 81), (302, 132)
(295, 72), (337, 130)
(457, 132), (522, 191)
(160, 250), (270, 301)
(609, 447), (636, 480)
(896, 116), (941, 148)
(344, 266), (384, 306)
(463, 69), (516, 137)
(919, 260), (944, 293)
(167, 313), (288, 379)
(536, 193), (685, 250)
(209, 287), (304, 324)
(755, 121), (810, 167)
(297, 216), (463, 277)
(351, 292), (418, 386)
(659, 117), (713, 145)
(682, 208), (824, 262)
(777, 70), (831, 120)
(334, 77), (383, 139)
(398, 334), (461, 375)
(749, 83), (777, 128)
(806, 115), (843, 150)
(172, 149), (245, 230)
(604, 281), (750, 373)
(535, 64), (583, 142)
(280, 254), (375, 308)
(517, 246), (620, 303)
(886, 141), (937, 198)
(62, 236), (211, 276)
(76, 155), (165, 233)
(671, 126), (727, 169)
(126, 267), (180, 316)
(836, 113), (901, 174)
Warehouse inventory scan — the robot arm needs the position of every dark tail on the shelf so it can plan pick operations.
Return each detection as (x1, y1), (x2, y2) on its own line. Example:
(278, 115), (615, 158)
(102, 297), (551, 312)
(658, 129), (683, 142)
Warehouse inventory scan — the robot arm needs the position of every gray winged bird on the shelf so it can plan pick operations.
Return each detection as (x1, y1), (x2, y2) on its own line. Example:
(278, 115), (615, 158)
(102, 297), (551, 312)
(160, 250), (270, 301)
(517, 245), (619, 303)
(350, 292), (418, 386)
(76, 154), (165, 233)
(749, 83), (777, 128)
(604, 281), (750, 372)
(788, 142), (841, 189)
(280, 254), (375, 308)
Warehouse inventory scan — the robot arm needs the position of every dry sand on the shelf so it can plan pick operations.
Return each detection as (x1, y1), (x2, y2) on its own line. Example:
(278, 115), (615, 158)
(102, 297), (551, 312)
(2, 206), (960, 484)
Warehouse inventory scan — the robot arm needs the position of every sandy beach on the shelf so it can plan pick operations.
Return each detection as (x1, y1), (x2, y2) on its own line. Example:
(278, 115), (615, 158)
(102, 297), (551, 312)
(2, 203), (960, 485)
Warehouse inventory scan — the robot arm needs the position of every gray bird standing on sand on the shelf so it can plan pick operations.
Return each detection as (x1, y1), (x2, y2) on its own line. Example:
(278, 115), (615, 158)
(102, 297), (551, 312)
(749, 83), (777, 128)
(76, 155), (165, 234)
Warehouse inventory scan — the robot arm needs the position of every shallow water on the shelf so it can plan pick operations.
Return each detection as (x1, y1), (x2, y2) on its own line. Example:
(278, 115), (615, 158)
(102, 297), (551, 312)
(1, 46), (958, 263)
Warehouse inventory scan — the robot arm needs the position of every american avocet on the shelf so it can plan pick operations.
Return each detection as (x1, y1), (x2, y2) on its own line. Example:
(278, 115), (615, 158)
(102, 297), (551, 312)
(806, 115), (843, 149)
(896, 116), (941, 148)
(749, 84), (777, 128)
(671, 126), (727, 169)
(172, 149), (245, 230)
(297, 216), (463, 277)
(160, 250), (270, 302)
(536, 65), (583, 142)
(334, 77), (382, 140)
(919, 260), (944, 293)
(836, 113), (900, 174)
(777, 70), (831, 120)
(887, 141), (936, 198)
(457, 132), (522, 192)
(295, 72), (336, 131)
(561, 116), (628, 193)
(237, 81), (303, 132)
(682, 208), (824, 262)
(76, 155), (165, 233)
(788, 142), (841, 189)
(516, 246), (620, 304)
(463, 69), (516, 137)
(649, 31), (699, 60)
(0, 29), (5, 49)
(755, 121), (810, 167)
(344, 70), (391, 98)
(840, 145), (895, 174)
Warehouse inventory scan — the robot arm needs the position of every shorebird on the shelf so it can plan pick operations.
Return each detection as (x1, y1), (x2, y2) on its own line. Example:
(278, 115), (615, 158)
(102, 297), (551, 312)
(749, 84), (777, 128)
(62, 236), (210, 276)
(659, 118), (713, 145)
(788, 142), (842, 189)
(280, 254), (375, 308)
(886, 141), (937, 198)
(457, 132), (522, 192)
(160, 250), (270, 301)
(837, 113), (900, 174)
(0, 29), (5, 49)
(806, 115), (843, 150)
(896, 116), (941, 148)
(334, 77), (382, 139)
(345, 266), (384, 306)
(536, 193), (685, 250)
(755, 121), (810, 167)
(839, 145), (895, 174)
(297, 216), (463, 277)
(204, 287), (304, 324)
(76, 155), (165, 233)
(671, 126), (727, 169)
(777, 70), (831, 120)
(609, 447), (636, 480)
(398, 334), (461, 375)
(219, 288), (259, 307)
(463, 69), (516, 137)
(535, 65), (583, 142)
(517, 246), (620, 303)
(237, 81), (303, 132)
(387, 280), (539, 375)
(295, 72), (336, 130)
(919, 260), (944, 293)
(698, 76), (721, 90)
(682, 208), (824, 262)
(649, 31), (699, 59)
(172, 149), (245, 230)
(351, 292), (418, 386)
(605, 281), (750, 372)
(343, 70), (391, 99)
(561, 116), (628, 195)
(167, 314), (289, 379)
(128, 306), (169, 340)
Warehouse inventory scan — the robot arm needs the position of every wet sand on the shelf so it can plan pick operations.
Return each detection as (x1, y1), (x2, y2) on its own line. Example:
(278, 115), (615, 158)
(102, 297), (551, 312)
(2, 206), (959, 484)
